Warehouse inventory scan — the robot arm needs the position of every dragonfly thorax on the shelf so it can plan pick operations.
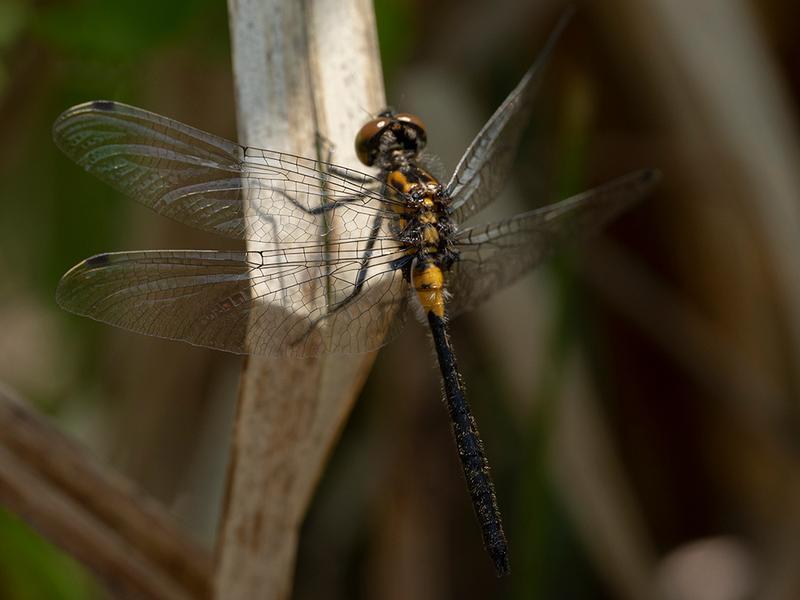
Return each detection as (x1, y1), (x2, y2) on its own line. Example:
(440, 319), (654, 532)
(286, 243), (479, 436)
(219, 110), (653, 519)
(384, 163), (458, 320)
(388, 168), (452, 251)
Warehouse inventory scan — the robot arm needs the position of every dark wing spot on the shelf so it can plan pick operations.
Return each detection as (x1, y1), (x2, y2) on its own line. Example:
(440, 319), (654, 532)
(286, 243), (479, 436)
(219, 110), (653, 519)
(85, 253), (111, 268)
(91, 100), (116, 111)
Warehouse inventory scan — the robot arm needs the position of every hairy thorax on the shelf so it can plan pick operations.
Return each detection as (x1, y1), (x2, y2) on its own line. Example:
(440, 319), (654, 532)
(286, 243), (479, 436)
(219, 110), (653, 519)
(385, 163), (456, 318)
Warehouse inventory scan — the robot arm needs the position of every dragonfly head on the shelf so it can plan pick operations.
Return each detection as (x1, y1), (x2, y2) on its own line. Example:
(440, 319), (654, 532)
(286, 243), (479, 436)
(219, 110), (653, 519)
(355, 109), (427, 166)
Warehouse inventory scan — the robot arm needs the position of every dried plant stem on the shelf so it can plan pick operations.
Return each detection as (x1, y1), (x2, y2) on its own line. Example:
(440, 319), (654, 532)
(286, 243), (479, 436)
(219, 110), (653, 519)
(0, 385), (212, 600)
(593, 0), (800, 393)
(215, 1), (386, 598)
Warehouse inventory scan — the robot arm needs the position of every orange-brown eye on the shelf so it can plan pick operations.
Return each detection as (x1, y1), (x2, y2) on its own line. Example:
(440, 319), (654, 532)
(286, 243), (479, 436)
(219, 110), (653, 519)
(395, 113), (427, 151)
(355, 117), (388, 166)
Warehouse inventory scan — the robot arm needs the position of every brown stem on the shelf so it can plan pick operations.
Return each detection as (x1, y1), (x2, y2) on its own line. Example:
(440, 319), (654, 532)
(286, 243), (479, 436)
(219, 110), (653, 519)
(0, 385), (212, 599)
(215, 0), (387, 598)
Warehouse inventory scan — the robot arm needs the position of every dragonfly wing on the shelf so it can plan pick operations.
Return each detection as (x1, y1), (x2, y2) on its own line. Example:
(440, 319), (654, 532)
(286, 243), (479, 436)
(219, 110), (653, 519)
(53, 101), (399, 244)
(445, 11), (572, 224)
(446, 169), (660, 318)
(57, 243), (411, 357)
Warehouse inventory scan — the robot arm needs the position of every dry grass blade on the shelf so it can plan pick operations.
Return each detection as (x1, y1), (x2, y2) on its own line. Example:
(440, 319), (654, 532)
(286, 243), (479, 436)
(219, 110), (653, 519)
(0, 385), (212, 600)
(215, 0), (386, 598)
(550, 354), (659, 600)
(593, 0), (800, 391)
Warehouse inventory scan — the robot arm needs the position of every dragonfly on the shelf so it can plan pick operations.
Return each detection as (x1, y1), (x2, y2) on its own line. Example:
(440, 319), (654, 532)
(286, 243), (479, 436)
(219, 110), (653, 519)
(53, 14), (658, 576)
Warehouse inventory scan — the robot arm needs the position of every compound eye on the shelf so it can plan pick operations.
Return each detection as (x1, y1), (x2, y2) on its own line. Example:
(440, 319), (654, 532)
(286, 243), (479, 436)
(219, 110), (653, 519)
(395, 113), (427, 150)
(355, 117), (389, 166)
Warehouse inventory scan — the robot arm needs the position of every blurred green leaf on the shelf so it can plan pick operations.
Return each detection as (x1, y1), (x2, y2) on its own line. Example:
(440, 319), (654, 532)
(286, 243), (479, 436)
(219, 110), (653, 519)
(34, 0), (214, 60)
(0, 0), (30, 49)
(373, 0), (416, 79)
(0, 0), (31, 95)
(0, 509), (96, 600)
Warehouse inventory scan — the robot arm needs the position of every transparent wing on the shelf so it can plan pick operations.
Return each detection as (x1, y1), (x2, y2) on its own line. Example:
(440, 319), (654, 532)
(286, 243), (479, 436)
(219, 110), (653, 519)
(56, 241), (412, 357)
(52, 101), (403, 244)
(445, 10), (573, 224)
(446, 169), (660, 317)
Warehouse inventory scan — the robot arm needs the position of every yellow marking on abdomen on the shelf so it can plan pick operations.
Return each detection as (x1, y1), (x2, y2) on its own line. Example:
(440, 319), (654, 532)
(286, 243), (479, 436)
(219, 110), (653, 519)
(413, 263), (446, 317)
(423, 225), (439, 246)
(419, 212), (437, 224)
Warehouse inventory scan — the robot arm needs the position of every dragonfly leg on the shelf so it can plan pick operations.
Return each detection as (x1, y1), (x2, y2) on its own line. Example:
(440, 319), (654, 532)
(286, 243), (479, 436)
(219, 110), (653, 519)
(315, 136), (379, 187)
(266, 189), (373, 216)
(315, 132), (336, 164)
(325, 163), (377, 186)
(286, 212), (392, 348)
(323, 213), (383, 311)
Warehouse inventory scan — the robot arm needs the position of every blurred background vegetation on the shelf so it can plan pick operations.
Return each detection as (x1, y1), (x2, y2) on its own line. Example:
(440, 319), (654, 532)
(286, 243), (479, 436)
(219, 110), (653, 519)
(1, 0), (800, 598)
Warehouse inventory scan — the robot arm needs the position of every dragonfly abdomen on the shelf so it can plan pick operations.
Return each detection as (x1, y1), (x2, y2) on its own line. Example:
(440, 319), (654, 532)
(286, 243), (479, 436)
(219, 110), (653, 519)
(413, 259), (446, 317)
